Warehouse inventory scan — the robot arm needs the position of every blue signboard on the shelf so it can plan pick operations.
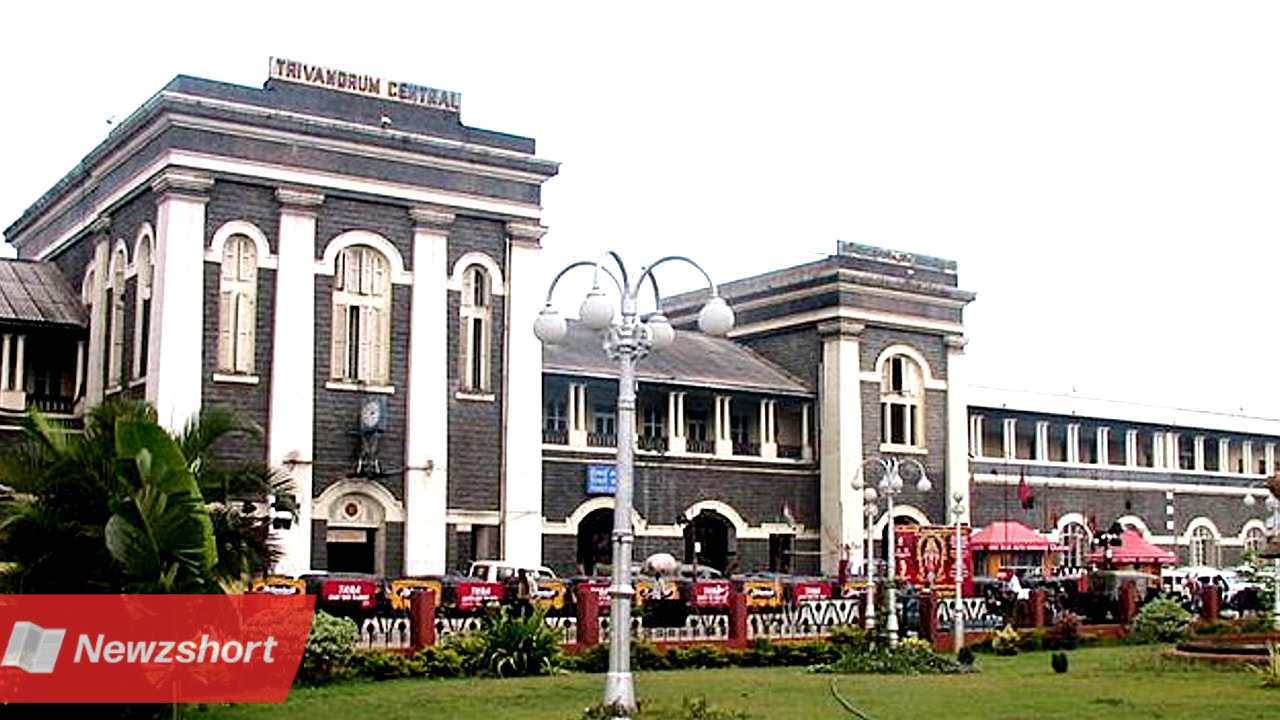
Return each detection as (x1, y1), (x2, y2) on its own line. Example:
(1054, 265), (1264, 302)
(586, 465), (618, 495)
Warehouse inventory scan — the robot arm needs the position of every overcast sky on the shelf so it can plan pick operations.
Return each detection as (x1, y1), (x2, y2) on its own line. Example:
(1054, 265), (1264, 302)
(2, 2), (1277, 417)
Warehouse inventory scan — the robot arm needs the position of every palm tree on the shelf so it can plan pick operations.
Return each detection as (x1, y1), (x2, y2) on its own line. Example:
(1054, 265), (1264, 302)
(0, 399), (293, 593)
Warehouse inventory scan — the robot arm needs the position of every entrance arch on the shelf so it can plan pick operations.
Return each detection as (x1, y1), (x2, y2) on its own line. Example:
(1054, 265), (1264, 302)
(314, 480), (404, 576)
(577, 508), (613, 576)
(684, 509), (735, 573)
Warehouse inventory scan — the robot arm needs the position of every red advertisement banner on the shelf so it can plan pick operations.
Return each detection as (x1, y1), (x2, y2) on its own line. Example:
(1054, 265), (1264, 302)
(894, 525), (975, 596)
(0, 594), (314, 704)
(689, 580), (732, 608)
(790, 580), (833, 603)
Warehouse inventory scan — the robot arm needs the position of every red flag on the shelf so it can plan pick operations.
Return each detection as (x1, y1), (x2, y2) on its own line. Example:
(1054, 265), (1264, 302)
(1018, 468), (1034, 509)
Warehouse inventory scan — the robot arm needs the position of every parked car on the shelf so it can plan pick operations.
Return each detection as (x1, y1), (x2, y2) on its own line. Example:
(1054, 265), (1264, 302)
(466, 560), (557, 583)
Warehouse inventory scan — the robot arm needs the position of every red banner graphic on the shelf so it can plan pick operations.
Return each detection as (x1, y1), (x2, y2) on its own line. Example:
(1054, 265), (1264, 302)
(894, 525), (975, 597)
(0, 594), (314, 704)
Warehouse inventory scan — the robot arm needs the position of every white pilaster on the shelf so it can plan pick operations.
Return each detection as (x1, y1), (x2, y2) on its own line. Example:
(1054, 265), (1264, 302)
(1003, 418), (1016, 459)
(85, 224), (110, 407)
(569, 383), (588, 447)
(268, 187), (323, 576)
(1266, 443), (1275, 477)
(1126, 430), (1138, 467)
(715, 395), (734, 457)
(760, 399), (778, 459)
(667, 390), (686, 454)
(502, 221), (548, 568)
(1243, 441), (1254, 475)
(1097, 427), (1109, 465)
(1168, 433), (1180, 469)
(1218, 439), (1230, 472)
(74, 341), (85, 399)
(404, 205), (453, 576)
(148, 170), (212, 432)
(1194, 436), (1205, 471)
(1034, 421), (1048, 461)
(13, 335), (25, 390)
(1, 334), (10, 391)
(818, 319), (864, 575)
(801, 402), (813, 461)
(945, 336), (971, 523)
(1066, 423), (1080, 464)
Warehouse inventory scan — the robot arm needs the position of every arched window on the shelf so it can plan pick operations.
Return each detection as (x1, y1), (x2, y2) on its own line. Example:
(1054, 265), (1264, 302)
(217, 235), (257, 374)
(1060, 522), (1091, 569)
(107, 248), (127, 388)
(880, 354), (924, 448)
(1189, 526), (1219, 567)
(133, 234), (154, 378)
(1244, 526), (1266, 555)
(332, 245), (391, 384)
(459, 265), (492, 393)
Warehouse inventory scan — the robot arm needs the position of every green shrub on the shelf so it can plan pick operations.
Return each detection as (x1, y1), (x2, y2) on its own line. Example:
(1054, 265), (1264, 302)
(957, 646), (975, 666)
(415, 645), (466, 678)
(1129, 598), (1194, 644)
(457, 605), (564, 678)
(349, 651), (414, 681)
(1017, 629), (1046, 652)
(1047, 611), (1082, 650)
(1192, 620), (1234, 636)
(828, 625), (873, 654)
(1051, 651), (1068, 674)
(297, 611), (358, 686)
(1241, 613), (1275, 634)
(817, 637), (967, 675)
(991, 625), (1020, 656)
(679, 696), (750, 719)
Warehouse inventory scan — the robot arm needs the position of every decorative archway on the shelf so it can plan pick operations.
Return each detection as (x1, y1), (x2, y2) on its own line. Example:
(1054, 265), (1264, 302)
(576, 508), (613, 576)
(684, 509), (736, 573)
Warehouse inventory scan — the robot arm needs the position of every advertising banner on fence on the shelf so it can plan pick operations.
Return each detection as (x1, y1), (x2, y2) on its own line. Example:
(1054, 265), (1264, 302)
(894, 525), (975, 597)
(0, 594), (314, 704)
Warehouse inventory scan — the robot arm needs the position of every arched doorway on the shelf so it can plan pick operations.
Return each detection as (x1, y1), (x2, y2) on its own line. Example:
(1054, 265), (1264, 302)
(684, 510), (734, 572)
(877, 515), (923, 565)
(326, 492), (384, 574)
(577, 508), (613, 576)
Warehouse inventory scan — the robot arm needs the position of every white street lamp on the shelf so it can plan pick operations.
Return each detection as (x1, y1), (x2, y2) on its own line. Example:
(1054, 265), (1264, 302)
(950, 491), (967, 655)
(535, 253), (732, 718)
(854, 456), (932, 646)
(853, 481), (879, 630)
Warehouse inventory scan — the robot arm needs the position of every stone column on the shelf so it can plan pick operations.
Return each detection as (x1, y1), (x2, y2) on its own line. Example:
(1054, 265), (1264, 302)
(267, 187), (323, 576)
(502, 221), (548, 568)
(147, 169), (213, 432)
(1193, 436), (1205, 471)
(945, 335), (971, 523)
(667, 390), (686, 454)
(84, 217), (111, 407)
(818, 319), (864, 575)
(801, 402), (813, 461)
(568, 383), (588, 447)
(1097, 427), (1109, 466)
(404, 205), (454, 576)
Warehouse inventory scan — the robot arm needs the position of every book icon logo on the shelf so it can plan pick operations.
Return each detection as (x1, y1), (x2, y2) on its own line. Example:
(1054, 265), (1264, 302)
(2, 621), (66, 674)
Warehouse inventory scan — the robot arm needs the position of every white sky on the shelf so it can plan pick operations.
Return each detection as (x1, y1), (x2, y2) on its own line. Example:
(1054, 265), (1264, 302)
(2, 2), (1277, 417)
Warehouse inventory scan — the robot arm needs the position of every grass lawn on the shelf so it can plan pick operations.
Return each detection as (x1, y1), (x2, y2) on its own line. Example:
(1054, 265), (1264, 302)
(198, 646), (1277, 720)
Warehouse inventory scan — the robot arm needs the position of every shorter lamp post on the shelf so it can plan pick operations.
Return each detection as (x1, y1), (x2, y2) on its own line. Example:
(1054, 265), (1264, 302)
(857, 486), (879, 631)
(854, 457), (931, 646)
(949, 491), (966, 655)
(1243, 492), (1280, 630)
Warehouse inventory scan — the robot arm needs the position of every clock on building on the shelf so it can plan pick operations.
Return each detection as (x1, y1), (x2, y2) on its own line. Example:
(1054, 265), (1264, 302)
(360, 396), (386, 432)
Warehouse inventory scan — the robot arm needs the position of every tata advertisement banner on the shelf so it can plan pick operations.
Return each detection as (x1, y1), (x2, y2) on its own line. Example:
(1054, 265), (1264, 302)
(0, 594), (314, 703)
(894, 525), (975, 597)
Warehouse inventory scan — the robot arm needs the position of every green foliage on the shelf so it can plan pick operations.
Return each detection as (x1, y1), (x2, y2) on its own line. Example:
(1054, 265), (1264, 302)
(992, 625), (1021, 656)
(1051, 651), (1069, 674)
(0, 400), (291, 593)
(1191, 620), (1234, 636)
(458, 605), (563, 678)
(828, 625), (873, 655)
(1129, 598), (1194, 644)
(817, 636), (968, 675)
(1047, 611), (1082, 650)
(957, 645), (975, 666)
(1241, 613), (1275, 634)
(297, 611), (358, 686)
(1249, 642), (1280, 689)
(572, 696), (747, 720)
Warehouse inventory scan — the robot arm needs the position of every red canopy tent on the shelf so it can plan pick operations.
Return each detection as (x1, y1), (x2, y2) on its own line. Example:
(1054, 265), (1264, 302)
(970, 521), (1062, 552)
(1089, 529), (1177, 566)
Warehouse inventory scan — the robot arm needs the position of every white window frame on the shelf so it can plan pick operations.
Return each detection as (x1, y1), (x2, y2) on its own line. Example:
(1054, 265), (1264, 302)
(218, 235), (259, 375)
(544, 399), (566, 432)
(1244, 526), (1266, 555)
(1060, 522), (1091, 569)
(880, 355), (924, 449)
(331, 245), (391, 385)
(1189, 526), (1219, 567)
(459, 265), (492, 393)
(107, 248), (128, 389)
(132, 233), (154, 380)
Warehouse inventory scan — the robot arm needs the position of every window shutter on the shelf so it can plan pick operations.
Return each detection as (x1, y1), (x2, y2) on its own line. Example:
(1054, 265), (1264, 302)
(376, 306), (390, 384)
(359, 249), (374, 295)
(222, 241), (237, 282)
(332, 303), (348, 379)
(235, 292), (255, 374)
(344, 250), (361, 293)
(903, 361), (921, 397)
(371, 253), (387, 297)
(218, 291), (234, 371)
(356, 306), (374, 381)
(239, 239), (256, 282)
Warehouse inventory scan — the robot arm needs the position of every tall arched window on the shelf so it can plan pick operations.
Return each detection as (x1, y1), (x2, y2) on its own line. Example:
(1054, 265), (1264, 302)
(133, 234), (154, 379)
(332, 245), (391, 384)
(1189, 526), (1219, 567)
(107, 248), (127, 389)
(1060, 522), (1091, 569)
(1244, 526), (1266, 555)
(880, 354), (924, 448)
(218, 235), (258, 374)
(459, 265), (491, 393)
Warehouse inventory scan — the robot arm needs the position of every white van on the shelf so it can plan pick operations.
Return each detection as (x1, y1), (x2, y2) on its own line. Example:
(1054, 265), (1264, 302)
(466, 561), (557, 583)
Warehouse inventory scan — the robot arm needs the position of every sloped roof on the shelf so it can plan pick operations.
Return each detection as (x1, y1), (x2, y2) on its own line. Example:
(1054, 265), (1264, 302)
(970, 521), (1063, 551)
(0, 260), (85, 327)
(1089, 529), (1178, 565)
(542, 320), (812, 396)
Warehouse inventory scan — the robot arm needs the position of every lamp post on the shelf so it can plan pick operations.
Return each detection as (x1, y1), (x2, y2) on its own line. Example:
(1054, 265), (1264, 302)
(1243, 492), (1280, 630)
(853, 456), (931, 646)
(860, 490), (879, 631)
(950, 491), (966, 655)
(533, 252), (733, 717)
